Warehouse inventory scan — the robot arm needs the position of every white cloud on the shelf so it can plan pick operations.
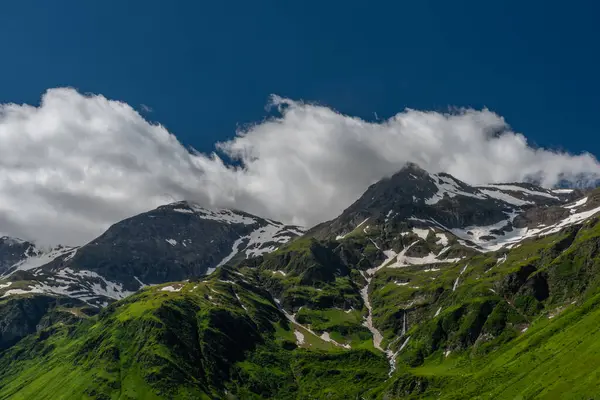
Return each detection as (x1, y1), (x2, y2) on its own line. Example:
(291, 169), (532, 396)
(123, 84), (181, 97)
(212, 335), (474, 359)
(0, 88), (598, 246)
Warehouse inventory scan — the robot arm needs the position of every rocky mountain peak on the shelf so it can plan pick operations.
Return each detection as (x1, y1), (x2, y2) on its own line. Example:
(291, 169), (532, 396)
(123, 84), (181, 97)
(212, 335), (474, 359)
(308, 164), (594, 255)
(0, 202), (304, 308)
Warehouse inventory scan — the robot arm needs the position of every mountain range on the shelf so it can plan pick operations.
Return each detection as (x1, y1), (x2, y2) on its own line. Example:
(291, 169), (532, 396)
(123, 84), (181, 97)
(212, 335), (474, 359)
(1, 163), (600, 399)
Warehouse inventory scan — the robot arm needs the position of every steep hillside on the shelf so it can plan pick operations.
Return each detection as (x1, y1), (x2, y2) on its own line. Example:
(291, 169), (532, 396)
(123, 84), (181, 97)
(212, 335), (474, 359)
(0, 269), (388, 400)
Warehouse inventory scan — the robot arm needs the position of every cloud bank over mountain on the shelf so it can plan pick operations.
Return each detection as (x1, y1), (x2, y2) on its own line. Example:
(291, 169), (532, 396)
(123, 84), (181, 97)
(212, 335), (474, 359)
(1, 88), (598, 245)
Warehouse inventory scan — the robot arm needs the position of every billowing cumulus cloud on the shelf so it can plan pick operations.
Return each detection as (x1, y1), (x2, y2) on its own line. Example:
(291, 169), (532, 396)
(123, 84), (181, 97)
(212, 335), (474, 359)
(0, 88), (598, 246)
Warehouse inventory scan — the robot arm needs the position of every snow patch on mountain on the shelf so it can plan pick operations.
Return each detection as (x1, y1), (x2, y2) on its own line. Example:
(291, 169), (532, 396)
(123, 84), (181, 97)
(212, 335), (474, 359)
(383, 241), (461, 269)
(453, 264), (469, 291)
(210, 222), (304, 274)
(172, 207), (194, 214)
(532, 205), (600, 237)
(425, 174), (486, 205)
(209, 237), (247, 274)
(552, 188), (574, 194)
(134, 276), (148, 288)
(244, 223), (300, 258)
(294, 330), (305, 345)
(385, 210), (396, 223)
(448, 212), (520, 252)
(275, 297), (350, 349)
(189, 205), (257, 225)
(412, 228), (430, 240)
(565, 197), (588, 210)
(479, 188), (533, 206)
(2, 267), (133, 304)
(2, 246), (78, 277)
(430, 203), (600, 252)
(171, 202), (259, 225)
(2, 287), (44, 297)
(478, 184), (560, 200)
(161, 285), (182, 292)
(336, 218), (370, 240)
(435, 233), (449, 246)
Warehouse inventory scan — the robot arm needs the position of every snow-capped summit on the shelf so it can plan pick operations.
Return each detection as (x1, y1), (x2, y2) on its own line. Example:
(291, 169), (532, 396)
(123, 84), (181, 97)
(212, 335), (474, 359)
(308, 162), (592, 255)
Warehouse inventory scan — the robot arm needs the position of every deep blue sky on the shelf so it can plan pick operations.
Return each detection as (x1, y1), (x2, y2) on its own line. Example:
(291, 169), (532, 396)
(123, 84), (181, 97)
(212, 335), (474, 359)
(1, 0), (599, 157)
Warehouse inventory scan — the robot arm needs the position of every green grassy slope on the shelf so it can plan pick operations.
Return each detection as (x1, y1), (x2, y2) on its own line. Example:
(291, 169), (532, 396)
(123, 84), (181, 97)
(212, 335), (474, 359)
(376, 290), (600, 399)
(0, 272), (388, 399)
(3, 216), (600, 399)
(373, 216), (600, 399)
